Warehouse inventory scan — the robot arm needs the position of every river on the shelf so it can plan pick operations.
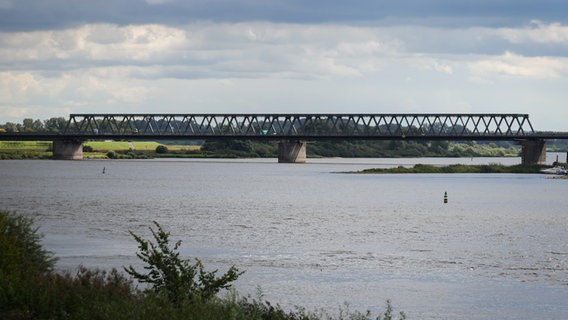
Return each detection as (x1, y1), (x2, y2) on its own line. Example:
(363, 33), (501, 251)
(1, 155), (567, 319)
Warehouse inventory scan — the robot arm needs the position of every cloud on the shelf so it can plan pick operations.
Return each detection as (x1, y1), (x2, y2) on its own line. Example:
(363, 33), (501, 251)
(469, 51), (568, 79)
(500, 20), (568, 44)
(0, 22), (406, 80)
(2, 21), (567, 82)
(1, 14), (568, 130)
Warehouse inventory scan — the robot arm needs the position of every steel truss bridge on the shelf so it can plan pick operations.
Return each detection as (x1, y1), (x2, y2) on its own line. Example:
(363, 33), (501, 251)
(1, 113), (567, 163)
(41, 113), (548, 140)
(3, 113), (567, 140)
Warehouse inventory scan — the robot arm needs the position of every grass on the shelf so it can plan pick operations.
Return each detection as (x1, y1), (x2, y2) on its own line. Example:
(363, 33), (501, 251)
(354, 163), (545, 174)
(84, 141), (200, 152)
(0, 141), (52, 159)
(0, 141), (201, 159)
(0, 210), (406, 320)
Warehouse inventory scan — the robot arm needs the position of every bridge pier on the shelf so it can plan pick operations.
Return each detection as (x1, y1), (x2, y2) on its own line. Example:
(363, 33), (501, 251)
(52, 139), (83, 160)
(520, 139), (546, 165)
(278, 140), (306, 163)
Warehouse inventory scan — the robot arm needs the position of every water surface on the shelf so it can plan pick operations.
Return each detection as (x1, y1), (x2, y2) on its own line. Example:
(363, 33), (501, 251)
(1, 156), (567, 319)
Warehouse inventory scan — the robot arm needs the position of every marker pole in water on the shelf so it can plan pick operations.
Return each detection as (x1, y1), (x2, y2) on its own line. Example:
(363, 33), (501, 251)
(443, 191), (448, 204)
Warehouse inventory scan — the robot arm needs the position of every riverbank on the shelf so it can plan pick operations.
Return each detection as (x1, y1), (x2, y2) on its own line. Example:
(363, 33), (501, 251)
(0, 140), (526, 160)
(350, 163), (552, 174)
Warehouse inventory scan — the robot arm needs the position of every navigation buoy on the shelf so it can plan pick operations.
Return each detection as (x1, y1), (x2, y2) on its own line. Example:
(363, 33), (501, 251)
(102, 167), (106, 174)
(443, 191), (448, 204)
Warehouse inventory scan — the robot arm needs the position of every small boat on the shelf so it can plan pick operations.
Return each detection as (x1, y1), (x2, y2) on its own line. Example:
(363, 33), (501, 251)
(540, 165), (568, 175)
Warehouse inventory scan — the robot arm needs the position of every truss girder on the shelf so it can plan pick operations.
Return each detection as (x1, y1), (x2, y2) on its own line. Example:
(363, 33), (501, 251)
(62, 114), (535, 139)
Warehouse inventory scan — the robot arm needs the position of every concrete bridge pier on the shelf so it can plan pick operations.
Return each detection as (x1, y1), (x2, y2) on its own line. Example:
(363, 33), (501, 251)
(520, 139), (546, 165)
(278, 140), (306, 163)
(52, 139), (83, 160)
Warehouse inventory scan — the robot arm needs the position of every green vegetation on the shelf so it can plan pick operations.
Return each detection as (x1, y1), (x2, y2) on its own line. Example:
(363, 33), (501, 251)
(0, 141), (202, 160)
(124, 221), (244, 304)
(155, 145), (169, 154)
(0, 117), (67, 133)
(307, 140), (520, 158)
(0, 139), (526, 160)
(1, 211), (406, 320)
(0, 141), (52, 159)
(201, 140), (277, 158)
(354, 163), (545, 174)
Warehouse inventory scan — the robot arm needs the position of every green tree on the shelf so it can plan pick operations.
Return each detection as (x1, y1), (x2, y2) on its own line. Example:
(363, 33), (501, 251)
(44, 117), (67, 133)
(1, 122), (18, 132)
(22, 118), (34, 132)
(155, 145), (169, 154)
(0, 211), (57, 312)
(124, 221), (243, 305)
(202, 140), (252, 153)
(32, 119), (44, 132)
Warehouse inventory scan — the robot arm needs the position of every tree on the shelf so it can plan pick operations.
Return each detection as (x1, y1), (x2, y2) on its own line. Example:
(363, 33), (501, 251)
(124, 221), (243, 305)
(0, 211), (56, 310)
(2, 122), (18, 132)
(155, 145), (168, 154)
(44, 117), (67, 133)
(22, 118), (34, 132)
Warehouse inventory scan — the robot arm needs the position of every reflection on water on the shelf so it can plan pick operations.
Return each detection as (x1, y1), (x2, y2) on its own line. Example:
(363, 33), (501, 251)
(1, 156), (567, 319)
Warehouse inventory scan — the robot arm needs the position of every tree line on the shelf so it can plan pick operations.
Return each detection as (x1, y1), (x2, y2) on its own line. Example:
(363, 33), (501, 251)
(0, 117), (68, 133)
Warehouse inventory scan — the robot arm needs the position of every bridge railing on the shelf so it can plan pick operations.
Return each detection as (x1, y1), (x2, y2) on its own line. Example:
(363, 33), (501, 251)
(61, 114), (535, 140)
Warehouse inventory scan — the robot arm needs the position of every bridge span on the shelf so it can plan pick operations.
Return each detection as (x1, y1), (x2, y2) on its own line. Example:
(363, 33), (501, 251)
(2, 113), (567, 164)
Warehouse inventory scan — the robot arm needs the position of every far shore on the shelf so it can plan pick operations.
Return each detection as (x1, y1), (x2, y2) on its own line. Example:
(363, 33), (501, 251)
(346, 163), (566, 175)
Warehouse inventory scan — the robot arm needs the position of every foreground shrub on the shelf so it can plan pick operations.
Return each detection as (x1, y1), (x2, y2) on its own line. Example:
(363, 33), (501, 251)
(0, 211), (56, 315)
(29, 267), (135, 319)
(124, 221), (244, 305)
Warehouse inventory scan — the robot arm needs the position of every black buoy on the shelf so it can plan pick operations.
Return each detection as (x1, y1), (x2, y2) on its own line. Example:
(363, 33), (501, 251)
(443, 191), (448, 204)
(102, 167), (106, 174)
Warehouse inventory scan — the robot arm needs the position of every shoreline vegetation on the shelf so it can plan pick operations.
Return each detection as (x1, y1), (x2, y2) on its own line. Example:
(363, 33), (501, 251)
(0, 139), (547, 160)
(350, 163), (550, 174)
(0, 211), (406, 320)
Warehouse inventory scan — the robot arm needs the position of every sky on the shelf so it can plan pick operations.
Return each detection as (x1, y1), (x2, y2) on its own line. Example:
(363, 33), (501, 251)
(1, 0), (568, 130)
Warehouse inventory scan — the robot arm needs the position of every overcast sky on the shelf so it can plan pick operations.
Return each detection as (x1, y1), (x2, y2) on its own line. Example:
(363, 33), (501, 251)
(1, 0), (567, 130)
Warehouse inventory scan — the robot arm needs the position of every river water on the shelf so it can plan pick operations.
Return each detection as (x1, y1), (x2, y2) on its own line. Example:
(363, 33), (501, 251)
(1, 155), (568, 319)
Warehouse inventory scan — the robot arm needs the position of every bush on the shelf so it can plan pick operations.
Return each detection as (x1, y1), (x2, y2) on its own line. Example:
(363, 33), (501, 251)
(0, 211), (56, 315)
(106, 150), (117, 159)
(124, 221), (244, 305)
(83, 145), (94, 152)
(155, 145), (169, 154)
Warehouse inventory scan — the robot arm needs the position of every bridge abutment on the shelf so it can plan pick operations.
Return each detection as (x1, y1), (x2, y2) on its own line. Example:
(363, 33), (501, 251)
(278, 140), (306, 163)
(52, 139), (83, 160)
(520, 139), (546, 165)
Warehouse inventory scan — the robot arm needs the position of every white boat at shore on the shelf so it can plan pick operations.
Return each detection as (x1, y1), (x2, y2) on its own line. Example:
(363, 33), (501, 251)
(540, 165), (568, 175)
